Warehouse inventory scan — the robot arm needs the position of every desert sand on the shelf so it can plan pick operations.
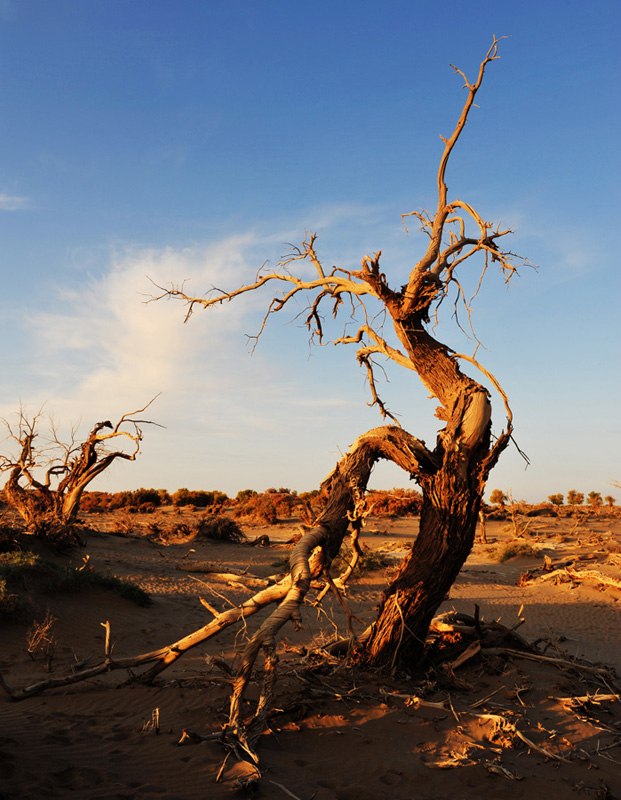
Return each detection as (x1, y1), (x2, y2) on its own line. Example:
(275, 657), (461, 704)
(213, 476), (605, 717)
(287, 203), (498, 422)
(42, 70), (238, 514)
(1, 509), (620, 799)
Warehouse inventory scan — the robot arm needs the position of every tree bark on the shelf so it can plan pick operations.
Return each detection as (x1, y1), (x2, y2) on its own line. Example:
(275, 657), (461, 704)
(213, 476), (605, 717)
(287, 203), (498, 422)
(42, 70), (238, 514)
(363, 323), (506, 670)
(364, 471), (483, 668)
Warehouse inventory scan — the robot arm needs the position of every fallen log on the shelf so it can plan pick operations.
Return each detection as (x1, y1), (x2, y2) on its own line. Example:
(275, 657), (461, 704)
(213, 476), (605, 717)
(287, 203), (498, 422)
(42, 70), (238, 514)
(519, 566), (621, 591)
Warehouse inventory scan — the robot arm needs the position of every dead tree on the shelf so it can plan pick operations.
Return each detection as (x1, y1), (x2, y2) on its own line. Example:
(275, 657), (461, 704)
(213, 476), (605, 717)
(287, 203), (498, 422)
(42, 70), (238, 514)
(153, 39), (527, 668)
(1, 399), (158, 537)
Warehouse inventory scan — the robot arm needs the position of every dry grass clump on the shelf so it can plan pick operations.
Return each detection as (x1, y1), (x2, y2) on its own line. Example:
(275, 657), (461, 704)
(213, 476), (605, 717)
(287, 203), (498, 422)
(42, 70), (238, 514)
(0, 550), (151, 616)
(26, 610), (57, 672)
(492, 542), (539, 562)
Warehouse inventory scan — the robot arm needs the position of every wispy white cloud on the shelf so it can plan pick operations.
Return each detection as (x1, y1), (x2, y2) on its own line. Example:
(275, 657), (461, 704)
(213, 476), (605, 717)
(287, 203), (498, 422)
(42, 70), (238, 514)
(0, 191), (30, 210)
(18, 233), (269, 418)
(0, 207), (448, 492)
(2, 223), (369, 453)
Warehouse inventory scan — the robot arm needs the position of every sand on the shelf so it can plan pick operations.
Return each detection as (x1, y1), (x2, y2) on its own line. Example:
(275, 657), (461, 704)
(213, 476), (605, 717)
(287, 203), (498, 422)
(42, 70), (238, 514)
(1, 509), (620, 799)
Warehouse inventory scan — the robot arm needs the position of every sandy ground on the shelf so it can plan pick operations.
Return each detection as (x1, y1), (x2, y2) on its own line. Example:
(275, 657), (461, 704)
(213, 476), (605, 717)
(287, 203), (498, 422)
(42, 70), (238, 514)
(1, 509), (620, 800)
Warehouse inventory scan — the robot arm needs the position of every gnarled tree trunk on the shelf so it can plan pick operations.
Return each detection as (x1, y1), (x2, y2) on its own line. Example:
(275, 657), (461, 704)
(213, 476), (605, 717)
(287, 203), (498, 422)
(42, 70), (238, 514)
(363, 324), (507, 668)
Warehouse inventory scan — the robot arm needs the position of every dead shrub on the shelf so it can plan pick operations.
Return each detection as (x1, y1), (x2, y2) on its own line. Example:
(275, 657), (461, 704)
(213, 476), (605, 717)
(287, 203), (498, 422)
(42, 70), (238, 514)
(28, 515), (85, 550)
(193, 515), (245, 544)
(173, 522), (193, 538)
(26, 609), (57, 672)
(493, 542), (539, 562)
(146, 520), (162, 537)
(112, 513), (135, 537)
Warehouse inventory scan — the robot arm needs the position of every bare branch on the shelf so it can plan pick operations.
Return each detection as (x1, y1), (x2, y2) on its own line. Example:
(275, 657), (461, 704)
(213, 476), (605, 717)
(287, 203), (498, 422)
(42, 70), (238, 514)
(148, 252), (378, 326)
(399, 35), (522, 319)
(356, 355), (400, 425)
(333, 325), (414, 372)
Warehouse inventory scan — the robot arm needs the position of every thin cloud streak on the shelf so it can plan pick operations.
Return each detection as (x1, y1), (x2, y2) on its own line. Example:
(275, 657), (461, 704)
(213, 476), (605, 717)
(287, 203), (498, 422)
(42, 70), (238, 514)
(0, 191), (30, 210)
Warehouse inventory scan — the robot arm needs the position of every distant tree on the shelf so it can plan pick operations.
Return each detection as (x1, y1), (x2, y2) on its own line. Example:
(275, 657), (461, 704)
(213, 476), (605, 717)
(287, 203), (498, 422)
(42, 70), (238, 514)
(489, 489), (508, 508)
(548, 493), (564, 506)
(298, 489), (320, 501)
(130, 488), (164, 507)
(171, 487), (190, 506)
(0, 401), (157, 538)
(587, 491), (603, 508)
(236, 489), (258, 503)
(604, 495), (615, 508)
(172, 488), (228, 507)
(567, 490), (584, 507)
(158, 489), (173, 506)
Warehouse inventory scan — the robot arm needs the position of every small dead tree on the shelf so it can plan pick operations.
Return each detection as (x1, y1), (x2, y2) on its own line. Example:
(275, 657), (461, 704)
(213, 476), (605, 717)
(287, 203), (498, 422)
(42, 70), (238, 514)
(0, 399), (158, 539)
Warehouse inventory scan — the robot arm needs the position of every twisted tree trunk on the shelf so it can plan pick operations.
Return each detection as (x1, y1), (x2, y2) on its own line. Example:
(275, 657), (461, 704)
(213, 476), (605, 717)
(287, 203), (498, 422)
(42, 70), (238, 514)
(364, 325), (508, 668)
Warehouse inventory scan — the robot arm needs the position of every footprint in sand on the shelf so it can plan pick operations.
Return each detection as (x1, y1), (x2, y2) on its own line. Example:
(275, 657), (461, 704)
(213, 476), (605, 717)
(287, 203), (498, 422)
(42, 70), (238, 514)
(50, 765), (106, 790)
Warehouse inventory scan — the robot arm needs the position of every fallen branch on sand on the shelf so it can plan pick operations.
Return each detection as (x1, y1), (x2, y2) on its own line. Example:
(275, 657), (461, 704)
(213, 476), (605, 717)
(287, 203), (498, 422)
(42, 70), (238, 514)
(519, 565), (621, 591)
(0, 426), (377, 705)
(177, 561), (271, 588)
(383, 690), (571, 764)
(481, 647), (620, 690)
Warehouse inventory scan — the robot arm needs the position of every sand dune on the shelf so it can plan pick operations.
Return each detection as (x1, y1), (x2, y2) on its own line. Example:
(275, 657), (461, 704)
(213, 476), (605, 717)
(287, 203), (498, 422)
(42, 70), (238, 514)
(1, 510), (620, 799)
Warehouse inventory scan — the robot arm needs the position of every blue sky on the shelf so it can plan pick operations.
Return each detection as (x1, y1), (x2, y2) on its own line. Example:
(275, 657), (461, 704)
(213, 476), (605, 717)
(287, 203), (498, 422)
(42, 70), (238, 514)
(0, 0), (619, 502)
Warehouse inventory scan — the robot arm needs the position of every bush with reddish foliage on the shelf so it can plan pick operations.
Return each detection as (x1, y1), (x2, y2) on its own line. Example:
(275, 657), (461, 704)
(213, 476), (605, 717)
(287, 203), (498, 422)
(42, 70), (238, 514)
(81, 488), (172, 513)
(233, 490), (301, 524)
(233, 495), (279, 525)
(367, 488), (423, 517)
(172, 488), (228, 508)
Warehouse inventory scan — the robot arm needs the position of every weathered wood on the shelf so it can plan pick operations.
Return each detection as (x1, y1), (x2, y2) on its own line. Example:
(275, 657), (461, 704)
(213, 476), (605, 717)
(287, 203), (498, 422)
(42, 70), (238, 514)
(519, 566), (621, 590)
